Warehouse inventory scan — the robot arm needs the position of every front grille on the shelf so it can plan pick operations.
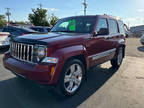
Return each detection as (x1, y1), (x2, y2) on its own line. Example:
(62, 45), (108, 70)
(10, 42), (34, 62)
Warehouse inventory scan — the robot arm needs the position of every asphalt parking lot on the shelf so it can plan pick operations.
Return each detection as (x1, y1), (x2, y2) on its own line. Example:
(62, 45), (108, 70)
(0, 38), (144, 108)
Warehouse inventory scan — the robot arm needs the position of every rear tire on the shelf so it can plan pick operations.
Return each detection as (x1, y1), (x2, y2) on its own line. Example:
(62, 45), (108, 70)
(111, 47), (124, 69)
(55, 59), (85, 97)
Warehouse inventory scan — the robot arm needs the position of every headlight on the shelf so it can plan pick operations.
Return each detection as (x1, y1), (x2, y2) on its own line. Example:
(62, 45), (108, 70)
(35, 45), (58, 63)
(35, 45), (47, 62)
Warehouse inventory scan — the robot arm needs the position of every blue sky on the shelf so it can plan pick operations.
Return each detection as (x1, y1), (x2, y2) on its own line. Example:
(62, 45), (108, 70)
(0, 0), (144, 26)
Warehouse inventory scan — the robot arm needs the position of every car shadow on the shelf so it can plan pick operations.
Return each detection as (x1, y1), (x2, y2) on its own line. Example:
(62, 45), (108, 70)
(0, 64), (118, 108)
(137, 46), (144, 52)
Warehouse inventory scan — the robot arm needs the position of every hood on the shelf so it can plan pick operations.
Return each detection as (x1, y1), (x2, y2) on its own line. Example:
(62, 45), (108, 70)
(12, 32), (90, 46)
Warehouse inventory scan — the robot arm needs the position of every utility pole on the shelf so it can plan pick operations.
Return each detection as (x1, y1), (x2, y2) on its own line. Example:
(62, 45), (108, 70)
(38, 3), (42, 9)
(82, 0), (87, 15)
(5, 8), (11, 23)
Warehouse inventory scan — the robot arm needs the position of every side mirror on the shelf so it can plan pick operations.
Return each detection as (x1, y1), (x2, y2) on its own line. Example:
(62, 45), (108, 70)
(95, 28), (109, 36)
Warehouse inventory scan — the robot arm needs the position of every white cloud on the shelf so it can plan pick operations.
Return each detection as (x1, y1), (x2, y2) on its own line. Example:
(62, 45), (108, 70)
(137, 9), (144, 13)
(47, 8), (59, 12)
(124, 17), (144, 27)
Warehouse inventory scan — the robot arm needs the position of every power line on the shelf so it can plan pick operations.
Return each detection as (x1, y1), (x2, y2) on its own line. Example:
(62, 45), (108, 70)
(5, 8), (11, 23)
(82, 0), (87, 15)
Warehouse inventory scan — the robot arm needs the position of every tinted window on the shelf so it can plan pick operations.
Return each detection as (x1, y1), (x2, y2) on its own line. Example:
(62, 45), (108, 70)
(2, 28), (9, 32)
(118, 21), (125, 34)
(9, 28), (20, 35)
(109, 19), (118, 34)
(51, 17), (96, 33)
(46, 28), (51, 32)
(96, 18), (108, 34)
(31, 28), (44, 32)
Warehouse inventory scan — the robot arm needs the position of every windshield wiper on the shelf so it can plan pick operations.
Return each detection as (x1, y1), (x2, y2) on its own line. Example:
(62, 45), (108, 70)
(51, 30), (75, 33)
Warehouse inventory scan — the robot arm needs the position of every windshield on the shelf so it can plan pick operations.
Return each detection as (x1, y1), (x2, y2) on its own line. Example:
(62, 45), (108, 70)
(51, 17), (96, 33)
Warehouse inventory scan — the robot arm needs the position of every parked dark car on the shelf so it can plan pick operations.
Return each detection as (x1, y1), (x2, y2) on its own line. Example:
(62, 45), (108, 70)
(29, 26), (51, 33)
(0, 32), (10, 48)
(2, 26), (37, 36)
(0, 27), (3, 32)
(140, 35), (144, 45)
(3, 15), (126, 97)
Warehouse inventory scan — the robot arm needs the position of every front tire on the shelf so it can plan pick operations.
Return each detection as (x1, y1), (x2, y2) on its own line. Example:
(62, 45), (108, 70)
(111, 47), (124, 69)
(55, 59), (85, 97)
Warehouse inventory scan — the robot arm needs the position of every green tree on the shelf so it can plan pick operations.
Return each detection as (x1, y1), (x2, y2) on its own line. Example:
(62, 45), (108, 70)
(28, 8), (49, 26)
(0, 15), (6, 27)
(49, 14), (59, 26)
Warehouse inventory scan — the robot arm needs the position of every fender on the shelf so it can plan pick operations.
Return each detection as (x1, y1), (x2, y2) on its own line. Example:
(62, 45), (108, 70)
(52, 45), (87, 62)
(115, 38), (126, 58)
(50, 45), (88, 84)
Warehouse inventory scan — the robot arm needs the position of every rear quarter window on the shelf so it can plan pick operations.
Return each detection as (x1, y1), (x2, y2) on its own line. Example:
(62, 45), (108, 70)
(118, 21), (125, 34)
(108, 19), (118, 34)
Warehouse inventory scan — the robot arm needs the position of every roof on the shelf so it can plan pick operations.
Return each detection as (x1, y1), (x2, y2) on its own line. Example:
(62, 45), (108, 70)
(61, 14), (117, 20)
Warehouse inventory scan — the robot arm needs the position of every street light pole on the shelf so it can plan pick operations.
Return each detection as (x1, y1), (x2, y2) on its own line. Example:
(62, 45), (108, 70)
(82, 0), (87, 15)
(5, 8), (11, 23)
(38, 3), (42, 9)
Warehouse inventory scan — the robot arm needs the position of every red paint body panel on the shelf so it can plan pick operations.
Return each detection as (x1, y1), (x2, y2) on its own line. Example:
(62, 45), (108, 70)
(3, 15), (126, 85)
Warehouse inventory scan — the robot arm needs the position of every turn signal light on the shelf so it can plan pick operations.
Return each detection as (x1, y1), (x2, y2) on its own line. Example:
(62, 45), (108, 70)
(50, 66), (55, 77)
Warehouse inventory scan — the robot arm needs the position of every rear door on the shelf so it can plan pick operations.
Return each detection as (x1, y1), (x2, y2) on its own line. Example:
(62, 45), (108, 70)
(86, 18), (115, 67)
(108, 19), (124, 49)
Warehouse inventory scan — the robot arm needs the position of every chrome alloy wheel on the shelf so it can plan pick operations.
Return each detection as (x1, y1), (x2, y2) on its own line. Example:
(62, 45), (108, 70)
(64, 64), (83, 93)
(117, 48), (123, 65)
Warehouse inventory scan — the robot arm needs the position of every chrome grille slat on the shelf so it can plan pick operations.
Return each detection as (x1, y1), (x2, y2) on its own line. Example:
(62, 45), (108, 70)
(14, 43), (16, 57)
(23, 45), (25, 60)
(16, 43), (18, 58)
(18, 44), (20, 58)
(12, 43), (14, 56)
(10, 42), (34, 63)
(31, 45), (33, 62)
(20, 44), (23, 60)
(27, 45), (30, 61)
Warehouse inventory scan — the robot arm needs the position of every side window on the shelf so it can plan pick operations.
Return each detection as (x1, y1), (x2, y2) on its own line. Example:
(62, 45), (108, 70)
(108, 19), (118, 34)
(96, 18), (108, 34)
(118, 21), (125, 34)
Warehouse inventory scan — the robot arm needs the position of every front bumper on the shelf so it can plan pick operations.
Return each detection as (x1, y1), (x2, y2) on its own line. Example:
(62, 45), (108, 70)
(3, 53), (64, 85)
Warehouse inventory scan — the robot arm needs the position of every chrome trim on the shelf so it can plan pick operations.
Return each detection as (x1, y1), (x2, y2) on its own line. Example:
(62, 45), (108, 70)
(18, 45), (20, 58)
(10, 42), (35, 63)
(20, 44), (23, 60)
(16, 43), (18, 58)
(27, 45), (29, 61)
(23, 45), (26, 60)
(88, 48), (116, 60)
(31, 45), (33, 62)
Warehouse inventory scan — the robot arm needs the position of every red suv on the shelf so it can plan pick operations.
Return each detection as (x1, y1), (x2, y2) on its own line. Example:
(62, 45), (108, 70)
(3, 15), (126, 96)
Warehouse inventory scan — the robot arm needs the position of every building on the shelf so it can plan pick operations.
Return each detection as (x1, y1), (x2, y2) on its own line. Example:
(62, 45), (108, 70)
(130, 25), (144, 34)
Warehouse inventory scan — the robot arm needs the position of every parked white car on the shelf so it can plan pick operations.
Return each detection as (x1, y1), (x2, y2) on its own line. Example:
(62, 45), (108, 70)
(140, 35), (144, 45)
(0, 32), (10, 48)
